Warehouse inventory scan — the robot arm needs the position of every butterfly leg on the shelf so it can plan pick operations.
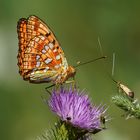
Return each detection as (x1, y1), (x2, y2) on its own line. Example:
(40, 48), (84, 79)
(65, 79), (76, 89)
(65, 80), (75, 84)
(45, 84), (55, 94)
(73, 76), (77, 89)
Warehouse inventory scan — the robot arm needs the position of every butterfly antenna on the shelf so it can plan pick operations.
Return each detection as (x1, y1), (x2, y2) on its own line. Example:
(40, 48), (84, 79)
(74, 56), (107, 68)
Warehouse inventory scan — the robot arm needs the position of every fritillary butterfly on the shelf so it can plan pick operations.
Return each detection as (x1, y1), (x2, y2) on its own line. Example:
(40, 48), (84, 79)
(17, 15), (76, 84)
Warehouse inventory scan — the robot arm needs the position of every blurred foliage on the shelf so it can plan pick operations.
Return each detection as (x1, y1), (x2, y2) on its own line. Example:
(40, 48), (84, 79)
(0, 0), (140, 140)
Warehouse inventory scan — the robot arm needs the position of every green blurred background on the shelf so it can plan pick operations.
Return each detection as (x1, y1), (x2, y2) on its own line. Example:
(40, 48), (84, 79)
(0, 0), (140, 139)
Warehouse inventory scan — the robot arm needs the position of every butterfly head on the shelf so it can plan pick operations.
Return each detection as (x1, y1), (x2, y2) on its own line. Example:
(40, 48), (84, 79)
(67, 66), (76, 79)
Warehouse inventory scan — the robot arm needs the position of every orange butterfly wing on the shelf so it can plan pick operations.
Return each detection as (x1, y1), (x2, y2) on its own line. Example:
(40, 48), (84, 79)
(17, 18), (28, 75)
(17, 15), (69, 83)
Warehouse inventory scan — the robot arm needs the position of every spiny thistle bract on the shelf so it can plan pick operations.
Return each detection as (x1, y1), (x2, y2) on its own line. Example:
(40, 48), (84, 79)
(112, 94), (140, 119)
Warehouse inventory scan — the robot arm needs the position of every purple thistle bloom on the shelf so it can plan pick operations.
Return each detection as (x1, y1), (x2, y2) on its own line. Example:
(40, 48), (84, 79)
(48, 87), (107, 132)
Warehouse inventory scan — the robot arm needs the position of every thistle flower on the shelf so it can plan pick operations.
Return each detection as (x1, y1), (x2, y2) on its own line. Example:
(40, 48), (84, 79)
(48, 87), (107, 133)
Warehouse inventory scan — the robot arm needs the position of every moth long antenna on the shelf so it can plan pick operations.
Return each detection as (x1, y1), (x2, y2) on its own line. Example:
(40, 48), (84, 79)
(74, 56), (107, 68)
(98, 37), (104, 56)
(112, 52), (116, 77)
(97, 38), (117, 84)
(97, 38), (117, 83)
(111, 52), (117, 83)
(74, 38), (107, 68)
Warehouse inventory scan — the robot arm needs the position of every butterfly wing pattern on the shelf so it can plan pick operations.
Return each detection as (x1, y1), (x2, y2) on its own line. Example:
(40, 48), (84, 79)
(17, 15), (75, 84)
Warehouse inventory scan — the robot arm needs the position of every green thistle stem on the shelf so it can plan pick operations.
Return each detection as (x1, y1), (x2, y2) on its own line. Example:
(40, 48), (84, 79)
(36, 120), (91, 140)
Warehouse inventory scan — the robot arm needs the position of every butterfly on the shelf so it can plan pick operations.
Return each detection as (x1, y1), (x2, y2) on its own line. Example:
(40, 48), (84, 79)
(17, 15), (76, 84)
